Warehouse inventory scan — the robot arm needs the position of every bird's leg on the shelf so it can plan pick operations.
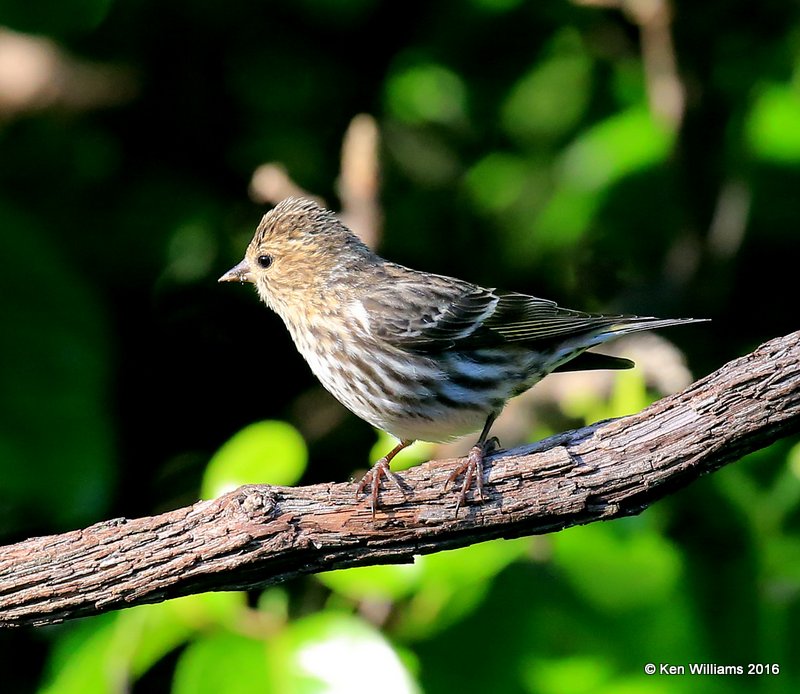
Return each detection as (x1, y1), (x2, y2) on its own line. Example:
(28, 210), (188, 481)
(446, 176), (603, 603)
(446, 413), (498, 515)
(356, 439), (411, 517)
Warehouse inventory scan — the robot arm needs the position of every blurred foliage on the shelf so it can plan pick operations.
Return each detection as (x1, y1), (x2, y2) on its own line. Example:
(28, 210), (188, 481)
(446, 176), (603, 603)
(201, 419), (307, 497)
(1, 0), (799, 692)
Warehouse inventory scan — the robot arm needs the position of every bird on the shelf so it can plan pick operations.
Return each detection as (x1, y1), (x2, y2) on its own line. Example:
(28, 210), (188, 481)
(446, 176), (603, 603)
(219, 197), (704, 515)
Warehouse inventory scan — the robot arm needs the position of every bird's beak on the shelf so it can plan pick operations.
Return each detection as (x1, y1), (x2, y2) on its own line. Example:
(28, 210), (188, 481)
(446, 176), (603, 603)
(218, 259), (253, 284)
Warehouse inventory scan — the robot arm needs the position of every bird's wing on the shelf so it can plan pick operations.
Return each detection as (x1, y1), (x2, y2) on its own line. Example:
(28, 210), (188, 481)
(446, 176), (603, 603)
(362, 270), (630, 353)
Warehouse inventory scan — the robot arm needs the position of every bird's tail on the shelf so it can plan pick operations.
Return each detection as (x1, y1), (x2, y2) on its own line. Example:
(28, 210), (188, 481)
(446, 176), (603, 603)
(551, 316), (708, 373)
(607, 316), (710, 335)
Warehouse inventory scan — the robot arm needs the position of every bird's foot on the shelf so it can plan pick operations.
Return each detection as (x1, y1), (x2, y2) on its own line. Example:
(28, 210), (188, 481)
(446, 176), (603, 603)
(356, 457), (405, 518)
(446, 437), (501, 515)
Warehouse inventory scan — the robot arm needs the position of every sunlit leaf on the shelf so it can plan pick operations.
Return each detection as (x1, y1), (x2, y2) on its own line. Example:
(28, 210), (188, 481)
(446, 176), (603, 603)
(562, 370), (650, 424)
(270, 612), (420, 694)
(202, 420), (307, 498)
(38, 594), (248, 693)
(39, 615), (120, 694)
(746, 84), (800, 162)
(164, 592), (248, 632)
(320, 562), (423, 602)
(173, 633), (270, 694)
(522, 656), (614, 694)
(559, 107), (674, 193)
(533, 107), (674, 246)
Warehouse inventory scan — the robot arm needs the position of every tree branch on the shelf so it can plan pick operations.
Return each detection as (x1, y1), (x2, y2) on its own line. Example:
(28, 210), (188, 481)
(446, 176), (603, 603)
(2, 331), (799, 628)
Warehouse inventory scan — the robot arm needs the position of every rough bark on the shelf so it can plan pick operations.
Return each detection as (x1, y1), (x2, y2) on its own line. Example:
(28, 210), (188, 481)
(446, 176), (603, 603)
(1, 331), (798, 628)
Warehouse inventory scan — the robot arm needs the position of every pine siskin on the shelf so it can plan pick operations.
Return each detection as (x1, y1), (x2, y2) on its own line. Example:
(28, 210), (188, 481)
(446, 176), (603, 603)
(220, 197), (704, 514)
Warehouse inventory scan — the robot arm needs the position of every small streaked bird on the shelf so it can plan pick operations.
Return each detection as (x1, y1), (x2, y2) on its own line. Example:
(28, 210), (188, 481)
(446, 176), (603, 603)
(220, 197), (703, 515)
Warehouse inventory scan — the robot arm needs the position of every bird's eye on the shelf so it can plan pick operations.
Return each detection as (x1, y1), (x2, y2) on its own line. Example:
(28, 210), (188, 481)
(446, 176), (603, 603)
(257, 254), (273, 269)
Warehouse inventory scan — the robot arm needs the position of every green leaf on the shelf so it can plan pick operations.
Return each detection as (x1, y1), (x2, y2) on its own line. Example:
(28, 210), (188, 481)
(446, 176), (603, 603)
(202, 420), (307, 498)
(465, 152), (532, 213)
(39, 614), (120, 694)
(269, 612), (420, 694)
(746, 84), (800, 163)
(552, 521), (682, 611)
(39, 594), (246, 693)
(558, 107), (674, 193)
(319, 562), (423, 602)
(562, 369), (651, 425)
(501, 30), (592, 145)
(396, 538), (530, 638)
(173, 633), (271, 694)
(385, 63), (467, 126)
(533, 106), (674, 246)
(523, 656), (614, 694)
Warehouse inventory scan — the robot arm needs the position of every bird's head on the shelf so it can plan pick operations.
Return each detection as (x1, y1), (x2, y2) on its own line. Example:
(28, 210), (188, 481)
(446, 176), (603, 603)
(219, 197), (375, 315)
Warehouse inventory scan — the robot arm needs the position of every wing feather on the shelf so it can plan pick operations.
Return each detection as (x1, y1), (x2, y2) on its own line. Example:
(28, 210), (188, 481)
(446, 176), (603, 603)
(363, 268), (698, 354)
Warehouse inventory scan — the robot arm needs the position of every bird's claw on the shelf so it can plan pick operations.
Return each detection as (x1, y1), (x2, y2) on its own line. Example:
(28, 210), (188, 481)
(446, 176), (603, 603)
(356, 457), (404, 518)
(446, 439), (498, 515)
